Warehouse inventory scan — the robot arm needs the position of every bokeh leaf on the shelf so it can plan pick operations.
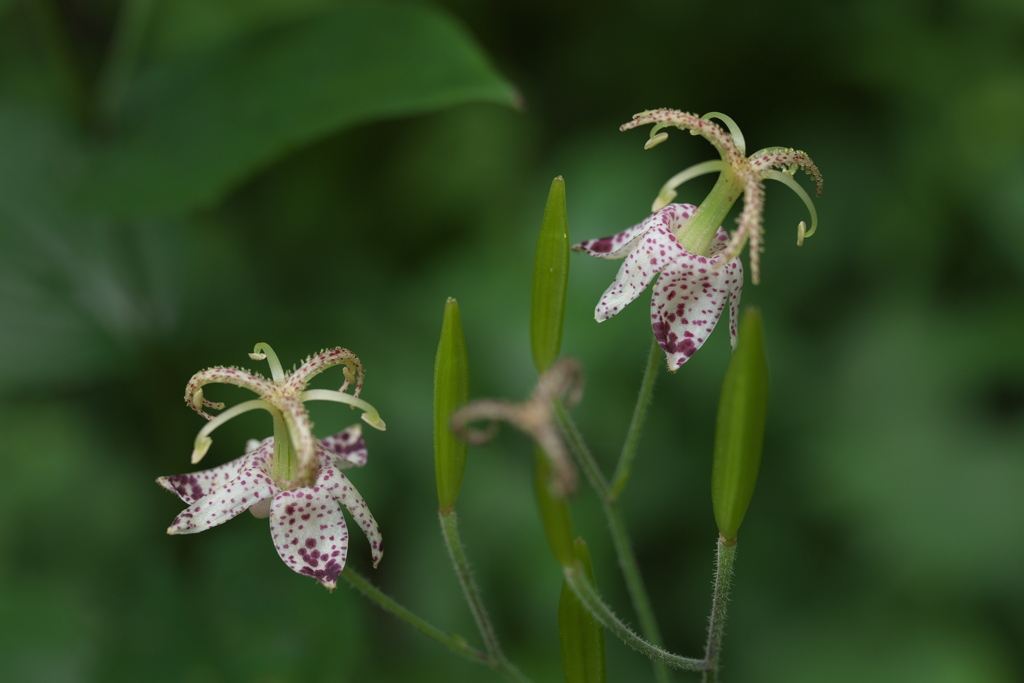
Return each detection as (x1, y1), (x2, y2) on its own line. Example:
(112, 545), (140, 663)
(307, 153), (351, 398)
(82, 1), (518, 215)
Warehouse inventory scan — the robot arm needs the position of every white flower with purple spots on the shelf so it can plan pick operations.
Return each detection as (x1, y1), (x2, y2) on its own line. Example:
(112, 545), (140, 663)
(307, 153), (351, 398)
(574, 109), (823, 369)
(620, 109), (823, 286)
(158, 343), (386, 589)
(574, 203), (743, 370)
(159, 426), (380, 590)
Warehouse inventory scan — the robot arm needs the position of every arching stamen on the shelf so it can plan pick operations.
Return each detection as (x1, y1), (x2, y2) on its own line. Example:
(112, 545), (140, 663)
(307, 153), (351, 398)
(191, 399), (275, 463)
(763, 170), (819, 241)
(301, 389), (387, 431)
(189, 387), (225, 413)
(651, 159), (728, 212)
(703, 112), (746, 156)
(250, 343), (285, 382)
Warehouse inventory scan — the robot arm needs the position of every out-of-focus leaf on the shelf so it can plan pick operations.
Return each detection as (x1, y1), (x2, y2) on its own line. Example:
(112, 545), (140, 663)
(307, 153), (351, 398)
(0, 104), (187, 390)
(81, 1), (518, 216)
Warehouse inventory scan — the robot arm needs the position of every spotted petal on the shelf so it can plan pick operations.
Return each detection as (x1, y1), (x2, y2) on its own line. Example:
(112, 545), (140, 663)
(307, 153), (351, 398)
(319, 425), (368, 469)
(326, 467), (383, 569)
(650, 228), (743, 370)
(270, 486), (349, 590)
(166, 447), (279, 534)
(573, 203), (695, 260)
(158, 452), (251, 505)
(595, 217), (689, 321)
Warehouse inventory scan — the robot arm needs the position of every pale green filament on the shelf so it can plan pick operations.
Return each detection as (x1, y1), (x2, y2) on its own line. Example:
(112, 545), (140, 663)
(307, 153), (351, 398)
(270, 408), (298, 486)
(302, 389), (387, 431)
(192, 398), (274, 463)
(652, 159), (729, 212)
(702, 112), (746, 156)
(763, 170), (819, 243)
(645, 123), (672, 149)
(250, 342), (285, 382)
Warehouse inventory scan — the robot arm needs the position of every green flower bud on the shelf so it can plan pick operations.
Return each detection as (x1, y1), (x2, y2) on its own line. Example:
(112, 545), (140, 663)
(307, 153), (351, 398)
(558, 538), (607, 683)
(533, 449), (575, 566)
(531, 176), (570, 373)
(434, 297), (470, 512)
(711, 307), (769, 543)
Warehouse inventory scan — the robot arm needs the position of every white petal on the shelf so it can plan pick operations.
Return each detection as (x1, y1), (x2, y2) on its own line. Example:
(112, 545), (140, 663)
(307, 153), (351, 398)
(595, 221), (688, 321)
(319, 425), (368, 469)
(649, 228), (743, 370)
(318, 456), (383, 568)
(269, 487), (349, 590)
(166, 448), (278, 534)
(573, 203), (696, 260)
(158, 452), (252, 505)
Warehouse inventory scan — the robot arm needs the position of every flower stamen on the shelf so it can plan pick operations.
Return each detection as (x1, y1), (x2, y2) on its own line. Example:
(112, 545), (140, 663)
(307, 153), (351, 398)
(301, 389), (387, 431)
(621, 109), (823, 284)
(250, 342), (286, 382)
(192, 398), (274, 463)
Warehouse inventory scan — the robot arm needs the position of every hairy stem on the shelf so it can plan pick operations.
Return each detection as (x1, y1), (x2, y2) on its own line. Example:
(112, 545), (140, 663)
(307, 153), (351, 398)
(563, 564), (704, 672)
(605, 501), (671, 683)
(340, 567), (489, 665)
(439, 510), (529, 682)
(610, 337), (661, 499)
(555, 402), (670, 683)
(702, 538), (737, 682)
(554, 402), (609, 496)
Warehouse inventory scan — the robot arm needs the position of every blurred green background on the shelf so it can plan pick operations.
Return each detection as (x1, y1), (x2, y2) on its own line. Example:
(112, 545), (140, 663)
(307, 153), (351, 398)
(1, 0), (1022, 681)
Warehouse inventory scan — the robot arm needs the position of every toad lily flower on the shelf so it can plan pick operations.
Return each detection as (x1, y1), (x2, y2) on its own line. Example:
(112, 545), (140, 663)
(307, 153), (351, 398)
(157, 344), (386, 590)
(573, 109), (823, 370)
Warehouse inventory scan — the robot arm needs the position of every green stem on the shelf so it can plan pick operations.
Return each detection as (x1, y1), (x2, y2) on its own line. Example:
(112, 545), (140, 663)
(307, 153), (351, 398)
(563, 565), (704, 672)
(701, 539), (737, 683)
(340, 567), (491, 666)
(604, 502), (671, 683)
(609, 337), (661, 500)
(553, 402), (608, 497)
(439, 510), (529, 682)
(555, 404), (670, 683)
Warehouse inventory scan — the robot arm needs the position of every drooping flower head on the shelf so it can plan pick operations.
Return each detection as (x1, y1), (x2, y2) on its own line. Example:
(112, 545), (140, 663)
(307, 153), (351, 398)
(573, 110), (823, 370)
(158, 344), (386, 589)
(623, 109), (823, 285)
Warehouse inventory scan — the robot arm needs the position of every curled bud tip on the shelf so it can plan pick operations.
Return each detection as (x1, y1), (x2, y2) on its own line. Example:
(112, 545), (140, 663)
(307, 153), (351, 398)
(248, 352), (266, 361)
(644, 131), (669, 149)
(797, 221), (807, 247)
(652, 188), (676, 212)
(191, 437), (212, 464)
(362, 412), (386, 431)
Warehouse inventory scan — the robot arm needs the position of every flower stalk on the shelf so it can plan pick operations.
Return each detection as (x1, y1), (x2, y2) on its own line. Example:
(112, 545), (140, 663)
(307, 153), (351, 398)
(702, 538), (738, 683)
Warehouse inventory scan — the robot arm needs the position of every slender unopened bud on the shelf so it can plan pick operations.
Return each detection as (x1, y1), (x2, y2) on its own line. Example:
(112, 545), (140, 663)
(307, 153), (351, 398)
(434, 297), (470, 512)
(558, 538), (607, 683)
(711, 307), (769, 543)
(531, 176), (570, 373)
(533, 449), (575, 566)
